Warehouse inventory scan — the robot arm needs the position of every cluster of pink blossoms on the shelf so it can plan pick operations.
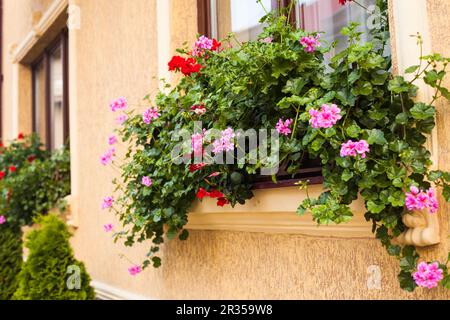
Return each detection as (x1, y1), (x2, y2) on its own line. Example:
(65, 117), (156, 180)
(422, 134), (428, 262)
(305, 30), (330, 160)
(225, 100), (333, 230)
(276, 118), (293, 136)
(103, 224), (113, 232)
(143, 107), (160, 125)
(405, 186), (439, 214)
(213, 128), (235, 153)
(128, 265), (142, 276)
(300, 34), (321, 53)
(0, 215), (6, 225)
(413, 262), (444, 289)
(100, 148), (115, 166)
(191, 104), (206, 115)
(309, 104), (342, 129)
(110, 97), (127, 112)
(108, 134), (117, 145)
(192, 35), (221, 56)
(101, 196), (114, 210)
(191, 132), (205, 157)
(340, 140), (370, 158)
(141, 176), (153, 187)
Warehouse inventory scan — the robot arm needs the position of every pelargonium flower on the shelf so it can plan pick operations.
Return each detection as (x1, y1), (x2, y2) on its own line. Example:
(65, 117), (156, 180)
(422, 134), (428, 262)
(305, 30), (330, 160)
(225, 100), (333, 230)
(110, 97), (127, 112)
(141, 176), (153, 187)
(0, 171), (5, 180)
(108, 135), (117, 145)
(128, 265), (142, 276)
(212, 128), (235, 153)
(191, 132), (205, 157)
(309, 104), (342, 128)
(9, 166), (17, 173)
(103, 224), (113, 232)
(100, 148), (115, 166)
(191, 104), (206, 115)
(300, 34), (321, 53)
(193, 35), (221, 56)
(276, 118), (293, 136)
(18, 133), (24, 139)
(217, 197), (229, 207)
(339, 0), (352, 5)
(208, 190), (225, 199)
(189, 163), (206, 172)
(116, 114), (128, 125)
(28, 155), (37, 163)
(168, 55), (203, 76)
(196, 188), (209, 200)
(0, 215), (6, 225)
(405, 186), (439, 214)
(143, 107), (160, 124)
(340, 140), (369, 158)
(413, 262), (444, 289)
(101, 196), (114, 210)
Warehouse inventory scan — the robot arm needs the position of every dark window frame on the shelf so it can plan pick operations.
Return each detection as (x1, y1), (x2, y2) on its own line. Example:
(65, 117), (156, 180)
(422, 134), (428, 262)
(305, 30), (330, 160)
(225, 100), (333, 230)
(31, 29), (69, 150)
(196, 0), (322, 188)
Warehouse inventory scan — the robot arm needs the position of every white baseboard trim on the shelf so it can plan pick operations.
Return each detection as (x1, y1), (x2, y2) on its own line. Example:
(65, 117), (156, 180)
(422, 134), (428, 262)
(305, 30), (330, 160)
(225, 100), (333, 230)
(91, 280), (156, 300)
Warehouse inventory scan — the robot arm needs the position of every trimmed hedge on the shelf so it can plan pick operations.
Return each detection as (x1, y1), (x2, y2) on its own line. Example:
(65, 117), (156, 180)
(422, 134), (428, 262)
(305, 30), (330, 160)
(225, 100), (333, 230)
(13, 215), (95, 300)
(0, 224), (22, 300)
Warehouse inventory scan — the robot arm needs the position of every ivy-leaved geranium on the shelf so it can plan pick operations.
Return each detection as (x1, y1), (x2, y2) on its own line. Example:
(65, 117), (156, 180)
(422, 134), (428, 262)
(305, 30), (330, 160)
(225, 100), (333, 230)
(103, 1), (450, 291)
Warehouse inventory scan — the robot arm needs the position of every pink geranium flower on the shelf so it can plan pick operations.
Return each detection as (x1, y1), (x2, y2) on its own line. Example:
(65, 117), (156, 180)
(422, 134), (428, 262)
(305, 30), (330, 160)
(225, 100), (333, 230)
(191, 132), (205, 157)
(0, 215), (6, 225)
(212, 128), (235, 153)
(143, 107), (160, 124)
(103, 224), (113, 232)
(128, 265), (142, 276)
(100, 148), (115, 166)
(340, 140), (369, 158)
(108, 134), (117, 145)
(110, 97), (127, 112)
(141, 176), (153, 187)
(300, 34), (321, 53)
(309, 104), (342, 129)
(116, 114), (128, 125)
(276, 118), (293, 136)
(405, 186), (439, 214)
(413, 262), (444, 289)
(102, 196), (114, 210)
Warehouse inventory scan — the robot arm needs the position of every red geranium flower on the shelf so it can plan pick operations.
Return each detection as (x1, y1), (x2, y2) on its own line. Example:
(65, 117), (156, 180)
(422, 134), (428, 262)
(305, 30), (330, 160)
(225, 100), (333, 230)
(339, 0), (352, 5)
(216, 197), (229, 207)
(168, 55), (203, 76)
(0, 171), (5, 180)
(196, 188), (210, 199)
(27, 155), (37, 163)
(209, 190), (225, 199)
(211, 39), (222, 51)
(0, 141), (4, 148)
(18, 133), (24, 139)
(189, 163), (206, 173)
(9, 166), (17, 173)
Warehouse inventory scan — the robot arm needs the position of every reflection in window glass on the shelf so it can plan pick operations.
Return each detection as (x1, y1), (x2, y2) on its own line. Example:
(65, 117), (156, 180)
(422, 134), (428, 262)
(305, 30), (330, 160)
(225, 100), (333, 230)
(296, 0), (375, 54)
(215, 0), (273, 42)
(50, 45), (65, 150)
(33, 61), (47, 144)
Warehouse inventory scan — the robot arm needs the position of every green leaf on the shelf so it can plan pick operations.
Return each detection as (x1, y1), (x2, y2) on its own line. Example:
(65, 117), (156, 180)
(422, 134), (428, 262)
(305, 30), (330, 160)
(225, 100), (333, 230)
(443, 184), (450, 202)
(398, 271), (417, 292)
(367, 201), (385, 214)
(341, 169), (354, 182)
(404, 65), (420, 74)
(395, 112), (409, 125)
(410, 103), (436, 120)
(367, 129), (387, 145)
(389, 76), (409, 93)
(346, 123), (361, 138)
(179, 229), (189, 240)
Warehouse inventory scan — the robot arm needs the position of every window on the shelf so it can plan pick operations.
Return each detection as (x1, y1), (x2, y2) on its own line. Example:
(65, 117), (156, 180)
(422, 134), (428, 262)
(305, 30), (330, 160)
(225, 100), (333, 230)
(32, 31), (69, 150)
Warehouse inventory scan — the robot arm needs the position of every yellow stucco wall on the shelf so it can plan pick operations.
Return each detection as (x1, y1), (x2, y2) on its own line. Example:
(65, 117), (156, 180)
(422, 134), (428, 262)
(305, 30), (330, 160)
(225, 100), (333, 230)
(1, 0), (450, 299)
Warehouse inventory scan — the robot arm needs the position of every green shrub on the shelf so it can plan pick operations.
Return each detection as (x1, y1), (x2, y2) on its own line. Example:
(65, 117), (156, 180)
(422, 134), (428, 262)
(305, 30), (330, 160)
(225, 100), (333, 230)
(13, 215), (95, 300)
(0, 224), (22, 300)
(1, 148), (70, 226)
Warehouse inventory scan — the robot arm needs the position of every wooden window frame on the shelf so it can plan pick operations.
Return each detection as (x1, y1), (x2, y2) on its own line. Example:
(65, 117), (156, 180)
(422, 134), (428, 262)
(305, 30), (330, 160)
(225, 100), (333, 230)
(31, 29), (69, 150)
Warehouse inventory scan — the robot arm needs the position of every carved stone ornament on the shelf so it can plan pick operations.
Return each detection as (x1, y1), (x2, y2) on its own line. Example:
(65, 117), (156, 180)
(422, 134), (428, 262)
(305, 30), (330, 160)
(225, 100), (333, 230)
(396, 209), (440, 247)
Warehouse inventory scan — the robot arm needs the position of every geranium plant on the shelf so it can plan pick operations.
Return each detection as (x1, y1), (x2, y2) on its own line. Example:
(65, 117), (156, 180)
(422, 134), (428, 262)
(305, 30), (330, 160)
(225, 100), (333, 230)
(103, 0), (450, 290)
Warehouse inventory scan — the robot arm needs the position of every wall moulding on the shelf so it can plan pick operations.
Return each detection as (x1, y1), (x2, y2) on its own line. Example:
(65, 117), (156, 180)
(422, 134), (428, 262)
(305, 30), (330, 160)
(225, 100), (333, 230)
(11, 0), (68, 64)
(186, 185), (374, 238)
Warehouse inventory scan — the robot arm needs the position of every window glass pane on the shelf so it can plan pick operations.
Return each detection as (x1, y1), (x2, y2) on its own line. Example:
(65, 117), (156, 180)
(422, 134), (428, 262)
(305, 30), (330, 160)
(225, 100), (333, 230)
(50, 44), (65, 150)
(33, 61), (47, 144)
(215, 0), (273, 42)
(297, 0), (375, 54)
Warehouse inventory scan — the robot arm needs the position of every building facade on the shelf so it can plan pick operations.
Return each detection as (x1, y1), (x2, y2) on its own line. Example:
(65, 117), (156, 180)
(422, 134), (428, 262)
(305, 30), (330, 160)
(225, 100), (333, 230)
(1, 0), (450, 299)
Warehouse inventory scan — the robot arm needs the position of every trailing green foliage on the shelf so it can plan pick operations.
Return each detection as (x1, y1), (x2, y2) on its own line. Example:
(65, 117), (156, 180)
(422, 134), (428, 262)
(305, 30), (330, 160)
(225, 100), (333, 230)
(13, 215), (95, 300)
(109, 1), (450, 290)
(0, 224), (22, 300)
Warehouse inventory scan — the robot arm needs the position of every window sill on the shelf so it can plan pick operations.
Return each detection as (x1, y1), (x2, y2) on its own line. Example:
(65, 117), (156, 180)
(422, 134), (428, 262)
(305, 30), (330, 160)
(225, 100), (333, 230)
(186, 185), (373, 238)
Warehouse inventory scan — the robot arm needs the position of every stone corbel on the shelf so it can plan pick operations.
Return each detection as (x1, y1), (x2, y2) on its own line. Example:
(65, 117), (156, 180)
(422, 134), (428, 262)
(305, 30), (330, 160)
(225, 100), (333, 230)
(396, 209), (440, 246)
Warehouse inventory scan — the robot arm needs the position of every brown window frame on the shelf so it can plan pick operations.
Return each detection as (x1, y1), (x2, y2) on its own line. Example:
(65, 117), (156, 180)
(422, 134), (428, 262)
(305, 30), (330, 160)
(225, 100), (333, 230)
(196, 0), (323, 188)
(31, 29), (69, 150)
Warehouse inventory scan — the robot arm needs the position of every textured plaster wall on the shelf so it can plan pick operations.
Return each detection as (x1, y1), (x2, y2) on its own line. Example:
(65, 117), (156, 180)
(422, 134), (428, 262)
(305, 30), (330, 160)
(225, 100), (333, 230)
(2, 0), (449, 299)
